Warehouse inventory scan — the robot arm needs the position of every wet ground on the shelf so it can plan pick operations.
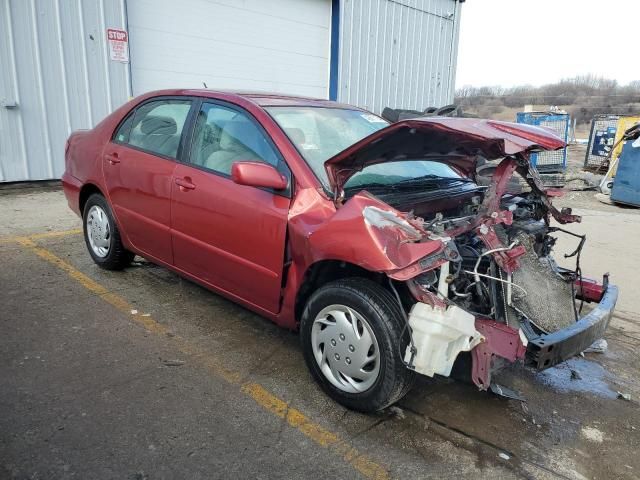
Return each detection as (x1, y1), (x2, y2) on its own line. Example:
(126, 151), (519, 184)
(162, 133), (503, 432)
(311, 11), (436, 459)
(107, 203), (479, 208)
(1, 187), (639, 480)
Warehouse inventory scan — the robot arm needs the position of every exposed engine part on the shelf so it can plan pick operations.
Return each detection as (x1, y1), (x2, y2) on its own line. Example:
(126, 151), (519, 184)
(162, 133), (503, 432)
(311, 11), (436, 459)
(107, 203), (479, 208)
(451, 283), (472, 298)
(394, 159), (608, 388)
(470, 240), (520, 289)
(407, 194), (585, 335)
(437, 261), (450, 298)
(463, 269), (528, 297)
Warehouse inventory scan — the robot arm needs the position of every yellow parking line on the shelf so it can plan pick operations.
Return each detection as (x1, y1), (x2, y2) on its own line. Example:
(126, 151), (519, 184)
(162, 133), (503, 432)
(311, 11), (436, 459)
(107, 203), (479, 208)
(15, 236), (390, 480)
(16, 237), (169, 336)
(0, 235), (24, 245)
(30, 228), (82, 240)
(0, 228), (81, 245)
(241, 383), (388, 479)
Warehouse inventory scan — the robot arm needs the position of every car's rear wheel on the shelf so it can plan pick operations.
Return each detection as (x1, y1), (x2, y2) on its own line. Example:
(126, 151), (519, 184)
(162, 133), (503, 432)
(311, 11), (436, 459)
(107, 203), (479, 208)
(300, 277), (415, 412)
(83, 193), (134, 270)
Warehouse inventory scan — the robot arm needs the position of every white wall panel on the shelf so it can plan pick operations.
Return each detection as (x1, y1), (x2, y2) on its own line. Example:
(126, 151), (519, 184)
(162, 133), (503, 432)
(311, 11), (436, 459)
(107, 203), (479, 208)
(126, 0), (331, 98)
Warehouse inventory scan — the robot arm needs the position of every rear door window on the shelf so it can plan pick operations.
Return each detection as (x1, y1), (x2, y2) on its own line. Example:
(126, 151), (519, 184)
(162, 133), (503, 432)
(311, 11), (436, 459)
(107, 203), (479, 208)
(123, 100), (192, 159)
(114, 114), (134, 143)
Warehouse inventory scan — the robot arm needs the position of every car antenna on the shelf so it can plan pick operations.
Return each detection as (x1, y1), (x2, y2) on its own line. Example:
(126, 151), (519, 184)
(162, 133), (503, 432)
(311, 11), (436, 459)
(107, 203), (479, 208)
(202, 81), (208, 88)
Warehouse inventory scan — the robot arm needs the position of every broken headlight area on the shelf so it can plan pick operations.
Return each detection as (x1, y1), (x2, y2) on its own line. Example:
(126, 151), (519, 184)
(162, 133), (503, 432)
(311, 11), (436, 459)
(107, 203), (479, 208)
(397, 192), (616, 391)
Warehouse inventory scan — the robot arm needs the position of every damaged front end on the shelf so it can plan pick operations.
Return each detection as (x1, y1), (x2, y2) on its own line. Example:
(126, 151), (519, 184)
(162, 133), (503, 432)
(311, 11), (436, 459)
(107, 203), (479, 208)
(322, 118), (618, 391)
(397, 156), (617, 389)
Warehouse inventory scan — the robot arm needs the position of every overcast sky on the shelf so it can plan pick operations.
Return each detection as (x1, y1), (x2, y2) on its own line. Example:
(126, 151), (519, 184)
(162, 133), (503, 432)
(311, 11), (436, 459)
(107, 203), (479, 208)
(455, 0), (639, 88)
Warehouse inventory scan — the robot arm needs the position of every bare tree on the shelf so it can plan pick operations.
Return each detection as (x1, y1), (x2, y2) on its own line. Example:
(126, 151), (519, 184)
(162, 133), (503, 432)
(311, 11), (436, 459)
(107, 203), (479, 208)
(455, 77), (640, 124)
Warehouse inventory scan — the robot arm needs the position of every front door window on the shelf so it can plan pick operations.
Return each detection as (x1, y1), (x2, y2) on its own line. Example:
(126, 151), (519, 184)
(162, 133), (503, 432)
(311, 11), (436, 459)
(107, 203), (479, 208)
(189, 103), (280, 175)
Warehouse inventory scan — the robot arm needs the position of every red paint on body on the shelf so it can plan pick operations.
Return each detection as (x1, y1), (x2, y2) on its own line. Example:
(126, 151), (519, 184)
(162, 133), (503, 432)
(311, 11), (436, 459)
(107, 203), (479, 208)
(575, 277), (606, 303)
(471, 319), (527, 389)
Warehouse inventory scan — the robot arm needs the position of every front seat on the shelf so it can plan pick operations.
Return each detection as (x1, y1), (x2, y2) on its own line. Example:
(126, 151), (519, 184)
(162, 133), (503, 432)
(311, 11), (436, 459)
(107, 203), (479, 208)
(204, 119), (261, 174)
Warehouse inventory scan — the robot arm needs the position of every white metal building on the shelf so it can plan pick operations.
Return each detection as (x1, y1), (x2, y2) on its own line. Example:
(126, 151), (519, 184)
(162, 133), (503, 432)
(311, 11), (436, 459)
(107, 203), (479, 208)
(0, 0), (464, 182)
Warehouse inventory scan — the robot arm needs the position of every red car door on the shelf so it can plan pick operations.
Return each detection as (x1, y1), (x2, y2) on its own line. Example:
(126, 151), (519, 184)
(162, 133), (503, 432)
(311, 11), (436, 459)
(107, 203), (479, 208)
(170, 101), (291, 314)
(103, 98), (193, 265)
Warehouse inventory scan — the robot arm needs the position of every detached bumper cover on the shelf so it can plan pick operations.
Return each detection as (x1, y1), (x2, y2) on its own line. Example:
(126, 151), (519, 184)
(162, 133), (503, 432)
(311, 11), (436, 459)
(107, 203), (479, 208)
(526, 284), (618, 369)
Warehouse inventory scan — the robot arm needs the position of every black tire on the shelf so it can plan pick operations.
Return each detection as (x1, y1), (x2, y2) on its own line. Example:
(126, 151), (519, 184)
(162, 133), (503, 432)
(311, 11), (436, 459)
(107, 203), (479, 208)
(82, 193), (134, 270)
(300, 277), (415, 412)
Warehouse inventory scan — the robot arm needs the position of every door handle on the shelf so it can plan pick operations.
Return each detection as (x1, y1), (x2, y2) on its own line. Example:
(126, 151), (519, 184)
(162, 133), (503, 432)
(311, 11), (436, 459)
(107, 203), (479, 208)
(105, 153), (120, 165)
(175, 177), (196, 191)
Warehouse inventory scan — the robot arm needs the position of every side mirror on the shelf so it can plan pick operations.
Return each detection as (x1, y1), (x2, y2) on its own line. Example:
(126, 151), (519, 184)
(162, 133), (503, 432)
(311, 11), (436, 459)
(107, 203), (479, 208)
(231, 161), (288, 190)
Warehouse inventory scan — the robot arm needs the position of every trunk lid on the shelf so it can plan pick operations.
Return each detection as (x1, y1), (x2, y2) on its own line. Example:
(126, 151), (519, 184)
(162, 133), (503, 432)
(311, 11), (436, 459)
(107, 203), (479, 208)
(323, 117), (566, 194)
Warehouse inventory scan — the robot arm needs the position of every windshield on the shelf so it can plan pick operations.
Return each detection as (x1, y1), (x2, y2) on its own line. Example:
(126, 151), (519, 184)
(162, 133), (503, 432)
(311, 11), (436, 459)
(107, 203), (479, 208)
(266, 106), (472, 193)
(266, 106), (388, 186)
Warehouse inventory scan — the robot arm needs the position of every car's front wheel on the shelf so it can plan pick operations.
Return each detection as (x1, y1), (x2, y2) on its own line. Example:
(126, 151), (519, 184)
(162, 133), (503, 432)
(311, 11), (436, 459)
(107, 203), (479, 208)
(83, 193), (134, 270)
(300, 277), (415, 412)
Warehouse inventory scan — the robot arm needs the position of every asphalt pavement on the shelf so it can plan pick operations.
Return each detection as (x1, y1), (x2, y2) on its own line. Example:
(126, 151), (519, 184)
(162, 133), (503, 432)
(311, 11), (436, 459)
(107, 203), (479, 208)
(1, 187), (639, 480)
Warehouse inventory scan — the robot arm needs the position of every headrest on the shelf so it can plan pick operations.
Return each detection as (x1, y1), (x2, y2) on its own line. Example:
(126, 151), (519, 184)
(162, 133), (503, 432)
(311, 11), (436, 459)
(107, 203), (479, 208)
(141, 115), (177, 135)
(220, 119), (258, 151)
(285, 127), (305, 145)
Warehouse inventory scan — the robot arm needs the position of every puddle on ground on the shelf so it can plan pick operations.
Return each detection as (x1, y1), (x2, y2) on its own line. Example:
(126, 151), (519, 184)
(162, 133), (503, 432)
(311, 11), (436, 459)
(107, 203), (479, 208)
(534, 357), (617, 398)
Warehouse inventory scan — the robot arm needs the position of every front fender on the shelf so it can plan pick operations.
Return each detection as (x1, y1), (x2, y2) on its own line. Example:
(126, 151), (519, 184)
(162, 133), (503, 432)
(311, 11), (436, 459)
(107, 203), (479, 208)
(278, 189), (445, 329)
(305, 192), (443, 275)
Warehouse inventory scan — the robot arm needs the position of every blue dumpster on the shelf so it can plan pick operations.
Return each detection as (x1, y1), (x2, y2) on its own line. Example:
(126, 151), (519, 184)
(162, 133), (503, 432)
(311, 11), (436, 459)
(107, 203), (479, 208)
(611, 139), (640, 207)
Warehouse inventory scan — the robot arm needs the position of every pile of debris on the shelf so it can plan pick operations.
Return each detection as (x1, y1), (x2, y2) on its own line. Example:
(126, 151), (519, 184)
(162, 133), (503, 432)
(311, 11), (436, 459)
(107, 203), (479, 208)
(380, 104), (469, 122)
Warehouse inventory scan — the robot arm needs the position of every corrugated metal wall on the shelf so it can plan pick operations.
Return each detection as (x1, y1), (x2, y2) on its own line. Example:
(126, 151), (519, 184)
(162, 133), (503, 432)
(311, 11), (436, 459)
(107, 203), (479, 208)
(0, 0), (130, 182)
(0, 0), (462, 182)
(337, 0), (461, 114)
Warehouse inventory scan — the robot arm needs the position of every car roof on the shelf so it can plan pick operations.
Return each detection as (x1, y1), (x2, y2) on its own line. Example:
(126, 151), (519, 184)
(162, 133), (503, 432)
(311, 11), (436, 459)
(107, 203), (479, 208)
(156, 88), (363, 110)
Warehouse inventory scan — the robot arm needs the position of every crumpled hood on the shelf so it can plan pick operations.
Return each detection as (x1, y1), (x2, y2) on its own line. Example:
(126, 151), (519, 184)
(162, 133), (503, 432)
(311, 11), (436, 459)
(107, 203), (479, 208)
(323, 117), (566, 193)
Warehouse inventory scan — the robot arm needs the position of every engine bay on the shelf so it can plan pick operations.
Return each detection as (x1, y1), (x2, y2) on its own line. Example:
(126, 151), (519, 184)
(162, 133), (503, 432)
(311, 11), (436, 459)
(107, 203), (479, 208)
(368, 155), (616, 389)
(409, 192), (585, 335)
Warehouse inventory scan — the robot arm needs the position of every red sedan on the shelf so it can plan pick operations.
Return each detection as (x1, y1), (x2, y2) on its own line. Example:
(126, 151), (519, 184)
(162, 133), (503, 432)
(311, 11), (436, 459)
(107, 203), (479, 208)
(63, 90), (616, 411)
